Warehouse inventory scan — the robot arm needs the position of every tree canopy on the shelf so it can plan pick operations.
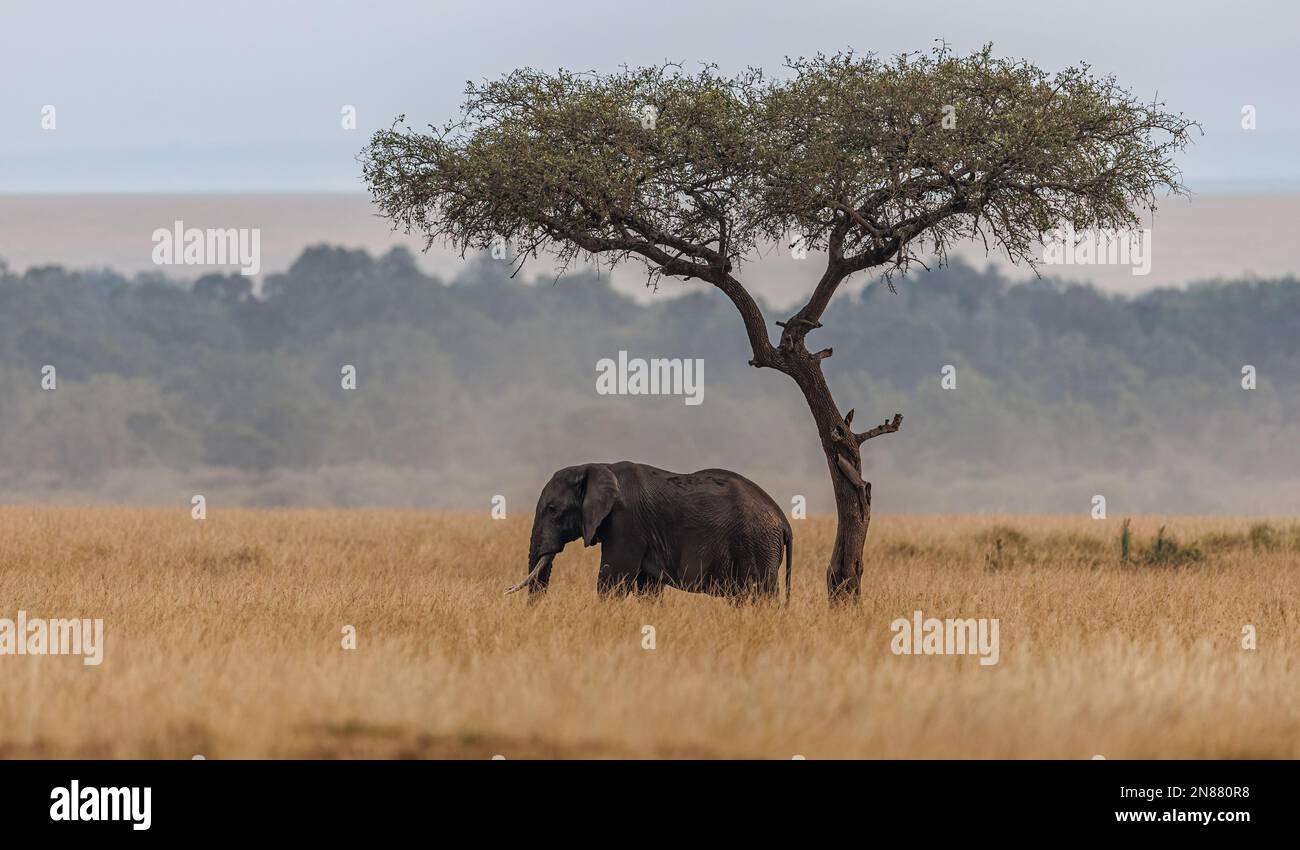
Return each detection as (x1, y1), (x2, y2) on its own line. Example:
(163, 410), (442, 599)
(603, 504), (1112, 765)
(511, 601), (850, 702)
(363, 44), (1197, 296)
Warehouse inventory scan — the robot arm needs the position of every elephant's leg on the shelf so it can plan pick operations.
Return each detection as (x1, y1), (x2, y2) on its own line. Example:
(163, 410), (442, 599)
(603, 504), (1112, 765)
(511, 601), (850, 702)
(597, 537), (645, 599)
(724, 525), (784, 603)
(596, 562), (634, 598)
(632, 570), (664, 599)
(716, 560), (760, 605)
(757, 548), (782, 600)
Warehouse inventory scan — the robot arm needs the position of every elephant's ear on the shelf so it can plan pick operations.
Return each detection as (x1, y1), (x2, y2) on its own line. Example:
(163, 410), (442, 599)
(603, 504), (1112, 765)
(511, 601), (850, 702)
(581, 465), (621, 547)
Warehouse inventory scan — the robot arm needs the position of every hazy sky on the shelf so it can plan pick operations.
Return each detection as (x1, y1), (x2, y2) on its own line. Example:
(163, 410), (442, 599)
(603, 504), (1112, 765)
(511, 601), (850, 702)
(2, 0), (1298, 193)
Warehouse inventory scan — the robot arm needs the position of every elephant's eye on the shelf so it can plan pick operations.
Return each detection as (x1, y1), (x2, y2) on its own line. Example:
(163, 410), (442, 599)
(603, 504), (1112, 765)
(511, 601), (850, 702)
(545, 504), (557, 513)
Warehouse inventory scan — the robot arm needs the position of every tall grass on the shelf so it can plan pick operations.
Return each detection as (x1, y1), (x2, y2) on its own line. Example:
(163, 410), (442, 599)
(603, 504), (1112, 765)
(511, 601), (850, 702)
(0, 508), (1296, 758)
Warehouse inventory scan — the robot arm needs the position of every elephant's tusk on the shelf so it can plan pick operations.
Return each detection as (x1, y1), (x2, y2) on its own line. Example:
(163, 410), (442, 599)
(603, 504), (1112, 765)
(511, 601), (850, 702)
(504, 554), (553, 594)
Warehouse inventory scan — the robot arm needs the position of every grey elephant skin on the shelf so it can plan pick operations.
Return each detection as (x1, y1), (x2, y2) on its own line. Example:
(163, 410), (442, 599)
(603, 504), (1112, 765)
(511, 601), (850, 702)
(507, 462), (792, 602)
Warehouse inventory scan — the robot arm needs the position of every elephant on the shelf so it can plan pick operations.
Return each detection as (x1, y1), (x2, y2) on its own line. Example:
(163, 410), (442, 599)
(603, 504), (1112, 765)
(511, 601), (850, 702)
(505, 461), (792, 602)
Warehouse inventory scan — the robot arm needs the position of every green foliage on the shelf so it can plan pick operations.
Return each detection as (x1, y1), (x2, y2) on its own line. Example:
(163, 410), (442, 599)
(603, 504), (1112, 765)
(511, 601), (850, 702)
(1143, 526), (1204, 567)
(1248, 522), (1279, 551)
(363, 45), (1196, 287)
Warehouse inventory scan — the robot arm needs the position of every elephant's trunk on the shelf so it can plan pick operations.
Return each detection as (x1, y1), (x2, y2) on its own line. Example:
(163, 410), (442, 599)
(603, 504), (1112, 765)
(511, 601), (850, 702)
(504, 552), (554, 595)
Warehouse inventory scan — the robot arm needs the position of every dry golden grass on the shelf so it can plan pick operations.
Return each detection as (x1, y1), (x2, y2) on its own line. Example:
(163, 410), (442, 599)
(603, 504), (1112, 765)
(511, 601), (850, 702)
(0, 507), (1296, 759)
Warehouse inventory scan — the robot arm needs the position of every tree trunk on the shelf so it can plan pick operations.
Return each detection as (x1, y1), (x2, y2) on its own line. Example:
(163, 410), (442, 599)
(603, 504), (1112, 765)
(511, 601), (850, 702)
(824, 452), (869, 601)
(721, 268), (898, 603)
(785, 353), (871, 601)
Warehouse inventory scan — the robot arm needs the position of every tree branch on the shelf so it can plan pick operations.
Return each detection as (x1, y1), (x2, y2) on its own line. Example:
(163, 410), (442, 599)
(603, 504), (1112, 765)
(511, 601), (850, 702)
(855, 413), (903, 444)
(533, 213), (783, 372)
(780, 261), (850, 351)
(715, 272), (784, 370)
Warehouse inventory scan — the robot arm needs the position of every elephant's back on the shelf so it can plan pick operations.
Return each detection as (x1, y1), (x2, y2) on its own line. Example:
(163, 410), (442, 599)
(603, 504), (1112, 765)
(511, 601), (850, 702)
(615, 462), (787, 527)
(686, 467), (787, 524)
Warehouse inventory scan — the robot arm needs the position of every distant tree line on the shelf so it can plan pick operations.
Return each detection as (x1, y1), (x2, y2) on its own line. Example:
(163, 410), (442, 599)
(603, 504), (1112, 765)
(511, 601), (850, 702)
(0, 247), (1296, 513)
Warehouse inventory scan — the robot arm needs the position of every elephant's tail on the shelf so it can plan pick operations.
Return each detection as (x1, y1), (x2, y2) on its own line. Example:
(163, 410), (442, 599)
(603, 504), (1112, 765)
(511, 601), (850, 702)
(783, 524), (793, 605)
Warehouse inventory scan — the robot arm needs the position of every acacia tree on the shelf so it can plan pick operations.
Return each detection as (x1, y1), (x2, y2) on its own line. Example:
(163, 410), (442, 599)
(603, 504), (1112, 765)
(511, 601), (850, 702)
(363, 45), (1194, 601)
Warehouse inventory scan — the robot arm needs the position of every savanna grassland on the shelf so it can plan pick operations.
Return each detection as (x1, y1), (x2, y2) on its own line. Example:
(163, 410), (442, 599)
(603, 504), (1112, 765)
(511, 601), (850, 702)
(0, 507), (1296, 759)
